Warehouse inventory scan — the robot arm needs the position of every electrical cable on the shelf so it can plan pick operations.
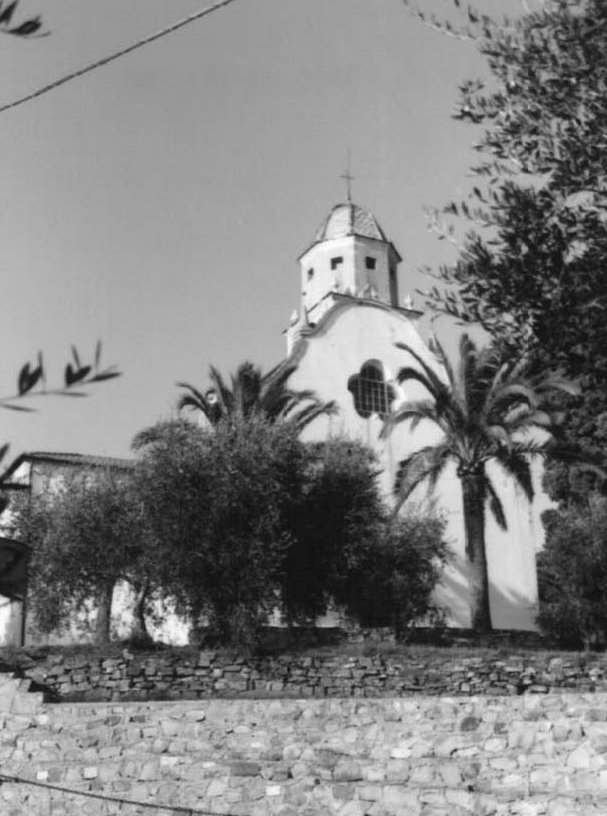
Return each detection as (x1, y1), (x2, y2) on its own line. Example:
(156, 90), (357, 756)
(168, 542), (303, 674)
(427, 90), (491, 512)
(0, 771), (252, 816)
(0, 0), (243, 116)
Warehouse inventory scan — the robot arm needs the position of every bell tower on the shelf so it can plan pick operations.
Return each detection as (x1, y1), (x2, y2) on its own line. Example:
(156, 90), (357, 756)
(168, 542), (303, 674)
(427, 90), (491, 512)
(284, 193), (411, 354)
(298, 199), (402, 322)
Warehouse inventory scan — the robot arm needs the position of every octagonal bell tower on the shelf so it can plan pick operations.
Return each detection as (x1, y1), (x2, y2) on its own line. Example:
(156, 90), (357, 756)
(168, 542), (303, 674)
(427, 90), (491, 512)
(285, 198), (403, 353)
(300, 200), (401, 321)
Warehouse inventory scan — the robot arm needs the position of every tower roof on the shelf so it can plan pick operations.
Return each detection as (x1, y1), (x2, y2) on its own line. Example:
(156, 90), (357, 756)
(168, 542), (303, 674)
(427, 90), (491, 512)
(314, 201), (387, 243)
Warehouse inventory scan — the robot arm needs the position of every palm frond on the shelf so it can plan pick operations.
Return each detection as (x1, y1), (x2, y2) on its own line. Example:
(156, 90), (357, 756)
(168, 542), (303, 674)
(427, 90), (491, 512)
(531, 374), (580, 398)
(485, 476), (507, 530)
(488, 382), (541, 413)
(393, 444), (451, 512)
(262, 362), (297, 390)
(394, 366), (438, 395)
(457, 334), (479, 412)
(287, 400), (338, 432)
(208, 365), (235, 417)
(485, 424), (512, 450)
(266, 388), (318, 420)
(232, 361), (263, 417)
(381, 399), (438, 439)
(394, 342), (449, 397)
(494, 447), (535, 503)
(175, 359), (333, 436)
(464, 340), (504, 419)
(428, 335), (458, 394)
(503, 409), (554, 433)
(177, 383), (207, 410)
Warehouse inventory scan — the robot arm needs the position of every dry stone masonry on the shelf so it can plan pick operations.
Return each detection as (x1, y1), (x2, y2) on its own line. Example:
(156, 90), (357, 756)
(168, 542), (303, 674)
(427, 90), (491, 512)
(8, 649), (607, 702)
(1, 685), (607, 815)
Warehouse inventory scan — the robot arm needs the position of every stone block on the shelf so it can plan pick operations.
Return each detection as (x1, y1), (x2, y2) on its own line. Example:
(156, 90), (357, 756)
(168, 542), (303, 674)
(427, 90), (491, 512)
(546, 798), (584, 816)
(160, 719), (180, 737)
(384, 759), (409, 784)
(315, 749), (340, 770)
(283, 743), (302, 761)
(207, 778), (229, 797)
(184, 708), (206, 722)
(332, 783), (355, 801)
(231, 761), (261, 777)
(337, 802), (365, 816)
(383, 786), (421, 815)
(567, 744), (592, 769)
(333, 759), (363, 782)
(445, 789), (475, 810)
(390, 745), (411, 759)
(483, 736), (507, 753)
(460, 716), (482, 732)
(410, 763), (435, 785)
(363, 765), (386, 783)
(289, 761), (308, 780)
(438, 762), (462, 787)
(358, 784), (382, 801)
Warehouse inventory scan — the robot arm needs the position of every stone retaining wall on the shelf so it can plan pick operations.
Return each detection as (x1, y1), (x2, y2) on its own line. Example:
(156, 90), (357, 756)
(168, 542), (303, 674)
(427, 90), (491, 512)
(3, 690), (607, 814)
(9, 648), (607, 701)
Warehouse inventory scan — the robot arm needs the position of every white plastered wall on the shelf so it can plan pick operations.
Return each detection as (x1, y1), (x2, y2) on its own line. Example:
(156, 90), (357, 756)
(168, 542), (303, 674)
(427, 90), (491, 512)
(288, 300), (541, 631)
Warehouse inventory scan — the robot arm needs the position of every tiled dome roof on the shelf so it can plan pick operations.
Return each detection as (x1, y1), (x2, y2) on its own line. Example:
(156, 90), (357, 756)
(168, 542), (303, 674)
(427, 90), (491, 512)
(314, 202), (387, 243)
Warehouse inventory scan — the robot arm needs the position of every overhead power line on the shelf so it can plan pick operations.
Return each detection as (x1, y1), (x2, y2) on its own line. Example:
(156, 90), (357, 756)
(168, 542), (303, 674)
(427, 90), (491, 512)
(0, 0), (243, 116)
(0, 771), (251, 816)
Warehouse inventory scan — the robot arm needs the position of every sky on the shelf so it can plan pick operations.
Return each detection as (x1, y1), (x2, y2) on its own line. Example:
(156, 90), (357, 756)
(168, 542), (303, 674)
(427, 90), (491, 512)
(0, 0), (515, 460)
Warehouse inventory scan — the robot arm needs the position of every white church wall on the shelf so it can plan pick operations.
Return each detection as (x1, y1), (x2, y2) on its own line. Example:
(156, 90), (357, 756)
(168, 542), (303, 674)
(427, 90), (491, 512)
(289, 300), (541, 631)
(0, 596), (23, 647)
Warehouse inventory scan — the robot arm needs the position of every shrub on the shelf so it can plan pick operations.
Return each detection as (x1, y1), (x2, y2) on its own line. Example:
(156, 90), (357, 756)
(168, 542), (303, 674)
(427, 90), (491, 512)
(283, 437), (449, 636)
(336, 512), (449, 639)
(537, 496), (607, 648)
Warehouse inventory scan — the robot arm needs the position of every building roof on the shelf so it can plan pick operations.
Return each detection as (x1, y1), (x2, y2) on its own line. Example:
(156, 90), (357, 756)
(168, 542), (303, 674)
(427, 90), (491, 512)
(24, 451), (133, 469)
(314, 201), (387, 243)
(286, 293), (424, 367)
(2, 451), (133, 484)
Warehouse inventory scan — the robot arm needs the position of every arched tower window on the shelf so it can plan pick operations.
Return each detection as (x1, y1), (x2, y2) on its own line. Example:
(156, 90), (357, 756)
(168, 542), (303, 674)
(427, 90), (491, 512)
(347, 361), (396, 419)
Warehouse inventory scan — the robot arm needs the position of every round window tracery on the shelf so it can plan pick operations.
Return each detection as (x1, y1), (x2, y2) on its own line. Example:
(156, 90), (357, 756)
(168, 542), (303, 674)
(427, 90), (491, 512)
(347, 361), (396, 419)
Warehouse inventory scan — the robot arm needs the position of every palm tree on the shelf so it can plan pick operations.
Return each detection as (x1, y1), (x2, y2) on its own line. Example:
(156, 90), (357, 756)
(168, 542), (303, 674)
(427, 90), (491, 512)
(381, 334), (578, 632)
(177, 360), (337, 433)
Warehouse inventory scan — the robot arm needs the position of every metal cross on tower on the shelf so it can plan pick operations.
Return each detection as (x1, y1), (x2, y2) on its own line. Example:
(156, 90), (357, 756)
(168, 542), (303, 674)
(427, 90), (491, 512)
(340, 151), (355, 202)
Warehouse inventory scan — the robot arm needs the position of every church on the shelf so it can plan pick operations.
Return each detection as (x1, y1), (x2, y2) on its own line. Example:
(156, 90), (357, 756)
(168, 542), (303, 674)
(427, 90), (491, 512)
(0, 194), (544, 644)
(282, 194), (542, 631)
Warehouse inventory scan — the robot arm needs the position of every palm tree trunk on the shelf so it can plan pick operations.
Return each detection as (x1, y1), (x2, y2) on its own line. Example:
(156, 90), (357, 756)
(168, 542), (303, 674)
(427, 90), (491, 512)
(130, 582), (152, 643)
(461, 473), (492, 633)
(94, 582), (114, 645)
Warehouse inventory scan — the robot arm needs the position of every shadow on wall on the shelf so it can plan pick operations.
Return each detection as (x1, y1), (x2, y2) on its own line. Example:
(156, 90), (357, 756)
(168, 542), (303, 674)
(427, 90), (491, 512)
(422, 462), (541, 633)
(437, 550), (540, 632)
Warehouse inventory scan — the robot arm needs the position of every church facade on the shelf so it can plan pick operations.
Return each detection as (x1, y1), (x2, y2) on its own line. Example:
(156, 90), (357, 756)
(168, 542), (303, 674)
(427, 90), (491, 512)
(284, 199), (543, 630)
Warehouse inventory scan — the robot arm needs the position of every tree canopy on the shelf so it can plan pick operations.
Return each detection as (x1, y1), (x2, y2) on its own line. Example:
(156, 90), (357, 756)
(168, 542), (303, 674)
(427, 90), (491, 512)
(538, 495), (607, 647)
(133, 417), (448, 648)
(20, 468), (148, 644)
(134, 416), (308, 648)
(420, 0), (607, 495)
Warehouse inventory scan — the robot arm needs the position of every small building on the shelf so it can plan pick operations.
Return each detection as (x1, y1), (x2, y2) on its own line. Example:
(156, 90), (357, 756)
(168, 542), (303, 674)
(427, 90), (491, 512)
(0, 452), (132, 646)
